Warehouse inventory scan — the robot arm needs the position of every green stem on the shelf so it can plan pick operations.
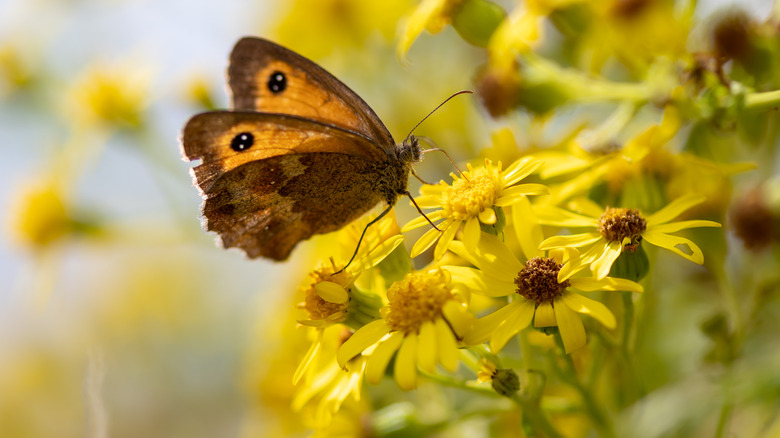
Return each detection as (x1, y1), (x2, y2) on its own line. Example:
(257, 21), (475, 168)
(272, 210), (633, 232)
(419, 370), (499, 398)
(714, 400), (733, 438)
(744, 89), (780, 112)
(510, 393), (565, 438)
(553, 334), (615, 438)
(523, 52), (652, 103)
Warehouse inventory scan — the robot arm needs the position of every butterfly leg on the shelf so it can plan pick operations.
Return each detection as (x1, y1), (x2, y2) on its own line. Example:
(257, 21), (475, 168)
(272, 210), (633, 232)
(406, 191), (441, 232)
(334, 205), (394, 275)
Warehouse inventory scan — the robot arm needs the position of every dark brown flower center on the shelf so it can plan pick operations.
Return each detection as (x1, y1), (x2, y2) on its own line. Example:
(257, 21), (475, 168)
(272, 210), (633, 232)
(514, 257), (569, 304)
(598, 207), (647, 248)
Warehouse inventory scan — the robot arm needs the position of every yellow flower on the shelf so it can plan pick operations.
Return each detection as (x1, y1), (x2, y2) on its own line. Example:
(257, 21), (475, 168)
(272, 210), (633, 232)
(292, 326), (368, 427)
(294, 212), (404, 375)
(336, 269), (473, 390)
(70, 61), (151, 129)
(397, 0), (461, 58)
(534, 105), (682, 206)
(447, 233), (642, 353)
(537, 194), (722, 280)
(276, 0), (412, 59)
(403, 158), (547, 260)
(10, 180), (71, 248)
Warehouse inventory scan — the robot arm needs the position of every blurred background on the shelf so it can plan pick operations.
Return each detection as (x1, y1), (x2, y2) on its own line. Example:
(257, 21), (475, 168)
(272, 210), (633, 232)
(1, 0), (777, 437)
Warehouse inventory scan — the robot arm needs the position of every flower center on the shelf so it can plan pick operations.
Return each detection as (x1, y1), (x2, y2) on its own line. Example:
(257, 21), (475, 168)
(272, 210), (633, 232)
(383, 269), (454, 335)
(598, 207), (647, 247)
(514, 257), (569, 304)
(301, 268), (351, 322)
(441, 165), (499, 221)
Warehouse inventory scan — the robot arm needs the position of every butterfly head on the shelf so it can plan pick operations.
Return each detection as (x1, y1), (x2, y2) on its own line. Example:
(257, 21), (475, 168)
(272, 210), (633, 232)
(398, 135), (422, 165)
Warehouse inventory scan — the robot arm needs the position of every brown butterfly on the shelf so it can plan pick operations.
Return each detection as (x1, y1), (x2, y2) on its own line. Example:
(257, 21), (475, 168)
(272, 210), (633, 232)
(181, 37), (451, 263)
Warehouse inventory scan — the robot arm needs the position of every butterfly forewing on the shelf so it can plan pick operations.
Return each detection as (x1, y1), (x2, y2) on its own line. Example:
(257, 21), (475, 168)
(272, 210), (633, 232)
(228, 37), (395, 150)
(181, 111), (388, 192)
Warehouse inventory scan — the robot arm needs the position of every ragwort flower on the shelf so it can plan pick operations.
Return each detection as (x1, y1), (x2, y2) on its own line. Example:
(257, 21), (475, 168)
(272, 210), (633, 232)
(537, 194), (722, 280)
(336, 269), (473, 390)
(447, 233), (642, 354)
(403, 158), (547, 260)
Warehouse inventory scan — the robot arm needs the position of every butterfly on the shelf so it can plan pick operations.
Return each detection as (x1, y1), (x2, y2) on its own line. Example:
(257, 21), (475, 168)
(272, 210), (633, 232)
(181, 37), (439, 263)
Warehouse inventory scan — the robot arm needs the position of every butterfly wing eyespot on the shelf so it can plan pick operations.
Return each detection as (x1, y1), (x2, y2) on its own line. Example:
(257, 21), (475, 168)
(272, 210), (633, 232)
(231, 132), (254, 151)
(228, 37), (395, 150)
(266, 71), (287, 94)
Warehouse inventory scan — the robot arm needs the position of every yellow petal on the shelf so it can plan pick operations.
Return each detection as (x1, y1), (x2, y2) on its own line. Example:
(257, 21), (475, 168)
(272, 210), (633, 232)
(591, 240), (623, 280)
(394, 334), (418, 390)
(314, 281), (349, 304)
(447, 241), (480, 267)
(410, 226), (443, 258)
(292, 329), (323, 385)
(649, 220), (721, 234)
(560, 291), (616, 329)
(434, 318), (459, 372)
(464, 301), (520, 345)
(642, 230), (705, 264)
(442, 300), (474, 337)
(462, 216), (481, 249)
(534, 302), (556, 327)
(401, 210), (443, 232)
(434, 219), (459, 260)
(353, 235), (405, 271)
(511, 196), (544, 259)
(445, 266), (515, 297)
(553, 297), (586, 353)
(397, 0), (449, 60)
(417, 322), (438, 373)
(366, 331), (403, 385)
(535, 205), (599, 227)
(495, 184), (549, 206)
(646, 194), (706, 226)
(570, 277), (643, 293)
(539, 232), (602, 250)
(490, 300), (535, 352)
(337, 320), (390, 367)
(503, 157), (544, 186)
(478, 207), (497, 224)
(473, 233), (524, 279)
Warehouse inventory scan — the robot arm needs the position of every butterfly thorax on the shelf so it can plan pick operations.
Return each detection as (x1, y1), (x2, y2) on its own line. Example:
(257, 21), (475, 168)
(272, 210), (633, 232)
(374, 136), (421, 206)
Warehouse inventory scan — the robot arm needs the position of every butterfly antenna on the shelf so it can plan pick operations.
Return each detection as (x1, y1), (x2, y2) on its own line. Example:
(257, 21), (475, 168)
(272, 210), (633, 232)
(334, 206), (393, 275)
(404, 90), (473, 141)
(416, 136), (468, 181)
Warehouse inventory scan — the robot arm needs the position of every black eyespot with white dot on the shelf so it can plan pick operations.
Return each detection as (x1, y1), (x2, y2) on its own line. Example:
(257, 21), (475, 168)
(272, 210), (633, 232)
(267, 71), (287, 94)
(231, 132), (254, 152)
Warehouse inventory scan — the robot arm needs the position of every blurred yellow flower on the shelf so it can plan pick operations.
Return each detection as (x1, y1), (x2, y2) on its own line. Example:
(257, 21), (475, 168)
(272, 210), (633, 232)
(537, 194), (722, 280)
(292, 326), (369, 427)
(403, 158), (547, 260)
(336, 269), (473, 390)
(398, 0), (461, 58)
(534, 105), (681, 206)
(70, 61), (151, 129)
(10, 180), (71, 248)
(580, 0), (692, 75)
(275, 0), (413, 59)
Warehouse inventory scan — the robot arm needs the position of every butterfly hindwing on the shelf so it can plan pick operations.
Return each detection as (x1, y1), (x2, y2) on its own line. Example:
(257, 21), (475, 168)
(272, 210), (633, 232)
(202, 153), (384, 260)
(228, 37), (395, 149)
